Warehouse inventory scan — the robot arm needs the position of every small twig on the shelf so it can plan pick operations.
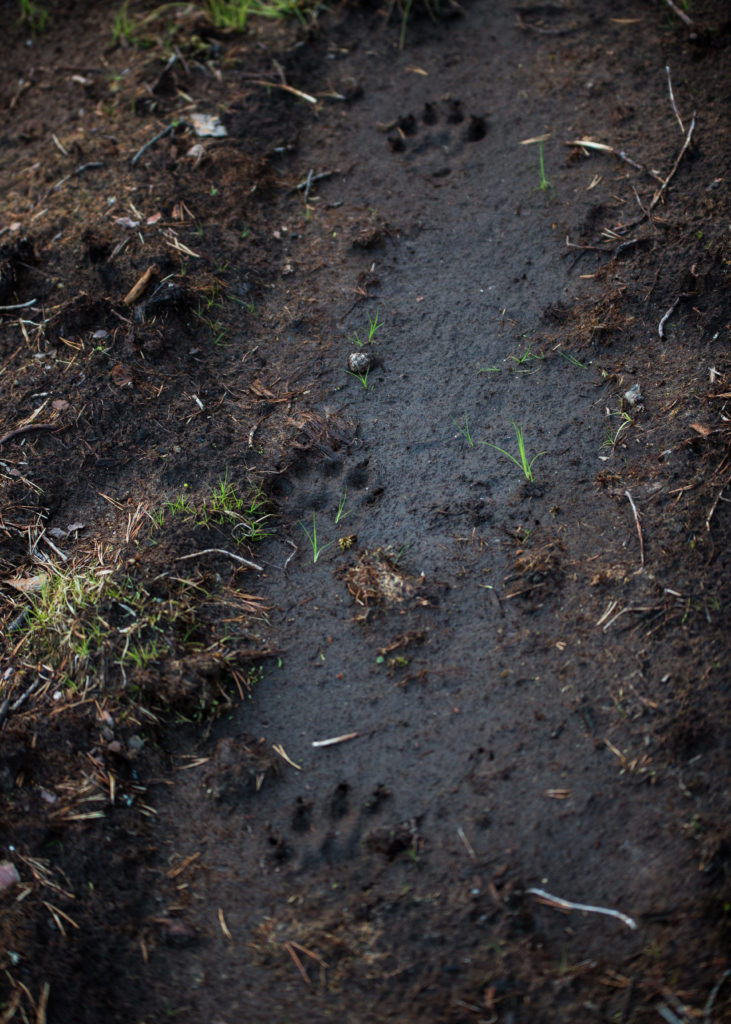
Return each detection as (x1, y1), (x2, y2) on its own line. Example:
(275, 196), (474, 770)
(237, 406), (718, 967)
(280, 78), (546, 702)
(272, 743), (302, 770)
(124, 264), (158, 305)
(284, 942), (310, 985)
(40, 532), (68, 562)
(175, 549), (263, 572)
(11, 679), (41, 713)
(566, 139), (664, 184)
(527, 887), (638, 930)
(658, 297), (680, 338)
(625, 490), (645, 569)
(0, 423), (59, 447)
(0, 299), (38, 311)
(250, 80), (317, 105)
(705, 488), (724, 532)
(291, 170), (334, 195)
(311, 732), (359, 748)
(665, 65), (685, 135)
(217, 908), (232, 942)
(36, 982), (50, 1024)
(661, 0), (694, 28)
(704, 969), (731, 1023)
(131, 122), (177, 167)
(283, 539), (298, 571)
(457, 826), (476, 861)
(649, 114), (695, 211)
(303, 168), (314, 204)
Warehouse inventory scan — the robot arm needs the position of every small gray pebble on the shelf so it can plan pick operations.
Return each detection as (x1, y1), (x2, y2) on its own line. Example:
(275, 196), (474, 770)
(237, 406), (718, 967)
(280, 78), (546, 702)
(624, 383), (642, 406)
(348, 351), (372, 374)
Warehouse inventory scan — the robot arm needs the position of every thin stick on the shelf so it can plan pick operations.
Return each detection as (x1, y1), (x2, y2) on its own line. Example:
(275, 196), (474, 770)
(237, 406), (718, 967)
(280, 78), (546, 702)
(312, 732), (359, 748)
(36, 983), (50, 1024)
(0, 299), (38, 311)
(131, 123), (176, 167)
(527, 887), (638, 930)
(175, 549), (262, 572)
(665, 66), (685, 134)
(294, 170), (334, 192)
(457, 826), (476, 861)
(0, 423), (59, 446)
(124, 264), (158, 305)
(566, 139), (663, 183)
(706, 488), (724, 532)
(625, 490), (645, 568)
(658, 297), (680, 338)
(649, 114), (695, 212)
(284, 942), (310, 985)
(661, 0), (694, 28)
(250, 80), (317, 105)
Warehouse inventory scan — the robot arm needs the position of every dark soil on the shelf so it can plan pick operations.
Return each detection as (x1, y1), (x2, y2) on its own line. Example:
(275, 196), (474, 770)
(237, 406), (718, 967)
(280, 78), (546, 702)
(1, 1), (730, 1021)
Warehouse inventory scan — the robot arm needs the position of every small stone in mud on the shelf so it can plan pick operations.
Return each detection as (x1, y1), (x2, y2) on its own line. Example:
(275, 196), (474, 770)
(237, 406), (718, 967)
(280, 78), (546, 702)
(348, 351), (373, 374)
(156, 918), (198, 948)
(0, 861), (20, 893)
(624, 383), (642, 406)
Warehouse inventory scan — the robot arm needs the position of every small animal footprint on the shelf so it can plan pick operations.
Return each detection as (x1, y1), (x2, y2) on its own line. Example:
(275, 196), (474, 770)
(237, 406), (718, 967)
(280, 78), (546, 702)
(386, 99), (487, 178)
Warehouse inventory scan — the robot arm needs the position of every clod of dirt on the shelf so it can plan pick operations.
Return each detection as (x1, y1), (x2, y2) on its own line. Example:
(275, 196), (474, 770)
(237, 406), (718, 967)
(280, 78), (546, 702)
(340, 548), (423, 608)
(202, 736), (280, 803)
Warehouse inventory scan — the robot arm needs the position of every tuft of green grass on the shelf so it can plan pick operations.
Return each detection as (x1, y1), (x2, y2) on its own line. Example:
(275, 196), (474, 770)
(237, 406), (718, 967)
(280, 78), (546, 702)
(346, 367), (371, 391)
(18, 0), (48, 33)
(601, 409), (632, 451)
(206, 0), (309, 30)
(335, 489), (351, 525)
(451, 413), (476, 448)
(349, 310), (384, 348)
(300, 513), (334, 563)
(482, 422), (546, 482)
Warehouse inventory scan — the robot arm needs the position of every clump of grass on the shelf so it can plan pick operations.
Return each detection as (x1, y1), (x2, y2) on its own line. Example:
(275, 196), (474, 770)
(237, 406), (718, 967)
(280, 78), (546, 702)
(300, 513), (333, 563)
(601, 409), (633, 452)
(349, 310), (383, 348)
(335, 489), (351, 525)
(154, 473), (272, 543)
(346, 367), (371, 391)
(206, 0), (311, 30)
(482, 422), (546, 482)
(451, 413), (476, 448)
(18, 0), (48, 33)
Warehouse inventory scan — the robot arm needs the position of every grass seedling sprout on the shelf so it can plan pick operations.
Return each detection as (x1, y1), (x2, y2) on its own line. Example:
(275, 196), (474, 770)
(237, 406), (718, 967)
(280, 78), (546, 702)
(300, 513), (334, 563)
(482, 422), (546, 482)
(347, 367), (370, 390)
(451, 413), (475, 448)
(349, 309), (384, 348)
(335, 489), (351, 525)
(538, 142), (552, 192)
(601, 409), (633, 451)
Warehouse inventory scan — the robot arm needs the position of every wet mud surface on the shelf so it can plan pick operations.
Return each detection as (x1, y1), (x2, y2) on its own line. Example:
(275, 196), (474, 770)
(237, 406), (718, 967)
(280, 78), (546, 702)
(0, 1), (730, 1021)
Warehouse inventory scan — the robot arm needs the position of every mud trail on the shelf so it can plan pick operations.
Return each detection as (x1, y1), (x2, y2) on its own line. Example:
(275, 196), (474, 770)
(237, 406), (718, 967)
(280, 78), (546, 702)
(0, 1), (729, 1021)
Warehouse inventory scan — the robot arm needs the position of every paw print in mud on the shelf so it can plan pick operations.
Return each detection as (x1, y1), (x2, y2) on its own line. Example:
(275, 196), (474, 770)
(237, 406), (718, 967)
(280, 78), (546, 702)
(384, 99), (487, 178)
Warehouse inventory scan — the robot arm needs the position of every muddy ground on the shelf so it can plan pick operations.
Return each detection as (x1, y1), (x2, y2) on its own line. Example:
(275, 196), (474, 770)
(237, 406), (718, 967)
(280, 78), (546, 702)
(0, 0), (730, 1021)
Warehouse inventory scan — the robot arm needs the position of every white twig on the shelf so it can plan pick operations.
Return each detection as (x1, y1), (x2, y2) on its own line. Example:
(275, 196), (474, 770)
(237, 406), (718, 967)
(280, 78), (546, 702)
(457, 826), (476, 860)
(175, 549), (263, 571)
(527, 887), (638, 930)
(661, 0), (694, 28)
(311, 732), (359, 748)
(659, 297), (680, 338)
(650, 115), (696, 212)
(625, 489), (645, 569)
(665, 66), (685, 135)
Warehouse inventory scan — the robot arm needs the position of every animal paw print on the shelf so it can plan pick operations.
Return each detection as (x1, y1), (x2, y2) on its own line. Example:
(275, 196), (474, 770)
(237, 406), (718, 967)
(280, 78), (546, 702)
(385, 99), (487, 178)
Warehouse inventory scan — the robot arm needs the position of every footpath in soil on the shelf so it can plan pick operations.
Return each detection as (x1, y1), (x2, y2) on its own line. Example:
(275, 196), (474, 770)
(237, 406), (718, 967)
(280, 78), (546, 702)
(0, 2), (729, 1022)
